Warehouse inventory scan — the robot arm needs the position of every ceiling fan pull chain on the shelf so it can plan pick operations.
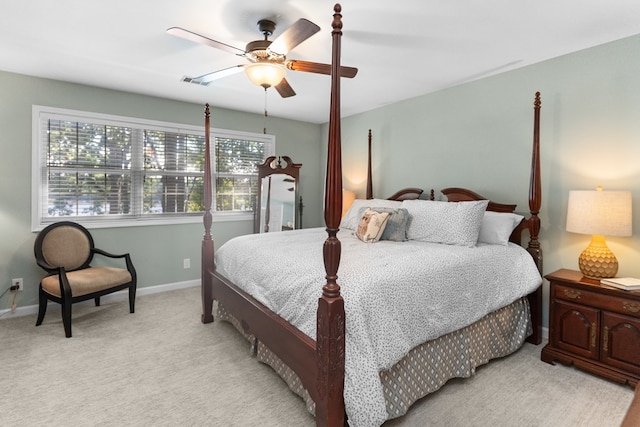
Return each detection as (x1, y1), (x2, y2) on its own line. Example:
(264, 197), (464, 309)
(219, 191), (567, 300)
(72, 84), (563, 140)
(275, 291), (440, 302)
(263, 87), (268, 134)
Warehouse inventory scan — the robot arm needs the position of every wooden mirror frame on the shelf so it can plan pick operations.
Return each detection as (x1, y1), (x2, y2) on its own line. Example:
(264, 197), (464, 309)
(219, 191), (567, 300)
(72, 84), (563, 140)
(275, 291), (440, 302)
(254, 156), (302, 233)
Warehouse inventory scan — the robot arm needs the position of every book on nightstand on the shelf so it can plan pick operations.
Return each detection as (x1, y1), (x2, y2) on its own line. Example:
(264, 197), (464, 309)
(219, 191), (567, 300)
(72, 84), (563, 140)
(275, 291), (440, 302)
(600, 277), (640, 291)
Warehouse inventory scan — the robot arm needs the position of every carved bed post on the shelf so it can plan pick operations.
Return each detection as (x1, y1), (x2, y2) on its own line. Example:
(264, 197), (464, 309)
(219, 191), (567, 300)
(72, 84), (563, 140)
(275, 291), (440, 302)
(264, 176), (272, 232)
(201, 104), (214, 324)
(526, 92), (543, 344)
(316, 4), (346, 426)
(527, 92), (542, 268)
(366, 129), (373, 199)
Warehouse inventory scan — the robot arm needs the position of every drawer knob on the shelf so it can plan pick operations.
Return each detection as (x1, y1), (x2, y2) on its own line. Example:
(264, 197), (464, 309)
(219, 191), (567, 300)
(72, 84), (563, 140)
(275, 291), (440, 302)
(623, 302), (640, 313)
(564, 289), (581, 299)
(591, 323), (597, 348)
(602, 326), (609, 352)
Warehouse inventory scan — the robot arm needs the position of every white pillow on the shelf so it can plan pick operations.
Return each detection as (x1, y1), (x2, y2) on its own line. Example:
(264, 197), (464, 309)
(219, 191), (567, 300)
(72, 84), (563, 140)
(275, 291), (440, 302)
(401, 199), (489, 247)
(478, 211), (524, 246)
(340, 198), (402, 230)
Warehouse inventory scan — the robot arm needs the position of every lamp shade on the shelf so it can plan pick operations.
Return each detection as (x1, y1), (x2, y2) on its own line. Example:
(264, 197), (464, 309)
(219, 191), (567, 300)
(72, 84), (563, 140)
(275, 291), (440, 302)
(566, 189), (632, 237)
(566, 187), (633, 279)
(342, 189), (356, 218)
(244, 63), (286, 88)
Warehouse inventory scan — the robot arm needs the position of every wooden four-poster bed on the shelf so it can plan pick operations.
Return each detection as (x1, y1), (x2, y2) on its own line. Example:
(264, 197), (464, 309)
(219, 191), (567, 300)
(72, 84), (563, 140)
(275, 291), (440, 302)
(200, 4), (543, 427)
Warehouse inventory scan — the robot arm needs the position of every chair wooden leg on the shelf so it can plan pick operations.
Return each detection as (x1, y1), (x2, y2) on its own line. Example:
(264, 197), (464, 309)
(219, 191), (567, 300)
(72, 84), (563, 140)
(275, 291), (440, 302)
(61, 299), (72, 338)
(35, 288), (48, 326)
(95, 297), (101, 306)
(129, 285), (136, 313)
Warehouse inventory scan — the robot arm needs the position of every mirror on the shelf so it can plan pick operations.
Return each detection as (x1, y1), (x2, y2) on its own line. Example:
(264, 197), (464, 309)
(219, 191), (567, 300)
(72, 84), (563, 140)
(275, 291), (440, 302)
(255, 156), (302, 233)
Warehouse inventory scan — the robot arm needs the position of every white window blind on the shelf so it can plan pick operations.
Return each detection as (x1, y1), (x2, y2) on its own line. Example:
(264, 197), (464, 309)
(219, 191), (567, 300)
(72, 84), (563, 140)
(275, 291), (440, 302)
(32, 106), (274, 230)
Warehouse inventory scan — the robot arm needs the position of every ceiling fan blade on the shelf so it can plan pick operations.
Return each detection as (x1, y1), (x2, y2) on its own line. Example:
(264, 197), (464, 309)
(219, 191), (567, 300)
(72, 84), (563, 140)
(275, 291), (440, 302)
(267, 19), (321, 56)
(275, 78), (296, 98)
(167, 27), (245, 56)
(285, 60), (358, 78)
(181, 65), (245, 86)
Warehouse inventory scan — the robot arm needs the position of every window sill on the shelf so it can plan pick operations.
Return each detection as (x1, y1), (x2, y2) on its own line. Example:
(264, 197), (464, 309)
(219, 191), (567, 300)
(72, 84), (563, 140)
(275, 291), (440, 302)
(33, 212), (254, 232)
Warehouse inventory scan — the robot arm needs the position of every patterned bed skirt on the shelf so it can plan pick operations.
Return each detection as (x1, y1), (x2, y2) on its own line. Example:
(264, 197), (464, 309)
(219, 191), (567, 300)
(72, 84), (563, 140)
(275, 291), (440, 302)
(217, 297), (532, 421)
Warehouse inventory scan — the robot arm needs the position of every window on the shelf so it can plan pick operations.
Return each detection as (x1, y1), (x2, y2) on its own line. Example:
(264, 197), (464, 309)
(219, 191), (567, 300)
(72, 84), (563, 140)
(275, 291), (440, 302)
(32, 106), (274, 230)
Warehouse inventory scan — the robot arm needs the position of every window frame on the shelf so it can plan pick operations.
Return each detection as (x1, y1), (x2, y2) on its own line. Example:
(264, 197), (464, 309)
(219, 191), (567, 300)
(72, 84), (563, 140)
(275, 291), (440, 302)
(32, 105), (274, 231)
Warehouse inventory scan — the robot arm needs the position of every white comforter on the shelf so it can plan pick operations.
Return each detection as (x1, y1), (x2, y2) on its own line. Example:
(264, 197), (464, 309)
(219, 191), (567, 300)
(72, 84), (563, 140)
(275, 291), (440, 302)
(214, 227), (542, 427)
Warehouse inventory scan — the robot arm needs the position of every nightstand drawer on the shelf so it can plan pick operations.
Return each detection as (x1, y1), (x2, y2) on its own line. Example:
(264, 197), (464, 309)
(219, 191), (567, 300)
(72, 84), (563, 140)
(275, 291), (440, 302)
(602, 312), (640, 376)
(551, 299), (599, 360)
(554, 284), (640, 318)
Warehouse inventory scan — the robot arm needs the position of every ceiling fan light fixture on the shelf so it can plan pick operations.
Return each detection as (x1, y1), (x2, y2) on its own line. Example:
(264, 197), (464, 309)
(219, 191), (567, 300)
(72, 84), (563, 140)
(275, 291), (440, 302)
(244, 62), (286, 89)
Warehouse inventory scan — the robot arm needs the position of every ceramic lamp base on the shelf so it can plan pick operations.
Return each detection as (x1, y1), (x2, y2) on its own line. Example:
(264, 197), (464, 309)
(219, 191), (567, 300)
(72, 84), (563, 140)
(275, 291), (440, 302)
(578, 235), (618, 279)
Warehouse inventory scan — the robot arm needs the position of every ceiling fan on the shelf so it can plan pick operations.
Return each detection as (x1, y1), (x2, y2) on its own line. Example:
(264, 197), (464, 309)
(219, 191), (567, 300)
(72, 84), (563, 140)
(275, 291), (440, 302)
(167, 18), (358, 98)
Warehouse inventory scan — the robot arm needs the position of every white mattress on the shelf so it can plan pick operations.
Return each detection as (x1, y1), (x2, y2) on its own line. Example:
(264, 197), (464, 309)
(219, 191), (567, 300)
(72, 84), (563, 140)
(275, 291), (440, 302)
(215, 227), (542, 427)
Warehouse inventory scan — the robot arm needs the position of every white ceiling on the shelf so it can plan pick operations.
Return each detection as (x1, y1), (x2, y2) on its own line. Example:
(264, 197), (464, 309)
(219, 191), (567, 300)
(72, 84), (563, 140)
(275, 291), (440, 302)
(2, 0), (640, 124)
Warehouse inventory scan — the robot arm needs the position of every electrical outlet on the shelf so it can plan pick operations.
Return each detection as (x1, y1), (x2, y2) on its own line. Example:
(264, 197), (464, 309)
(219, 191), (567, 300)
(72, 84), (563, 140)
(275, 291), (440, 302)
(11, 278), (23, 291)
(183, 258), (191, 269)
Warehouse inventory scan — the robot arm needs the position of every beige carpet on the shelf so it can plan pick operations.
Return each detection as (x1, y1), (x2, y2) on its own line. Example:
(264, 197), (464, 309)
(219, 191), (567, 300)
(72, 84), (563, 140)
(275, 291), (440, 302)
(0, 286), (633, 427)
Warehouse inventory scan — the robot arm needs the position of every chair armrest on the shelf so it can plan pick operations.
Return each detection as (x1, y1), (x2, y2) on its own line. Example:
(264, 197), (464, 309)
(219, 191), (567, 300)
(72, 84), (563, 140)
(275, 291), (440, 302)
(36, 264), (72, 298)
(92, 249), (137, 280)
(92, 248), (129, 259)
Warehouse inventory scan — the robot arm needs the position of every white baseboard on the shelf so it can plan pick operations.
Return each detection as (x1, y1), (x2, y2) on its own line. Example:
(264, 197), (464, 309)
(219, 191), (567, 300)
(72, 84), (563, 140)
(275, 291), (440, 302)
(541, 326), (549, 342)
(0, 279), (200, 319)
(0, 281), (551, 342)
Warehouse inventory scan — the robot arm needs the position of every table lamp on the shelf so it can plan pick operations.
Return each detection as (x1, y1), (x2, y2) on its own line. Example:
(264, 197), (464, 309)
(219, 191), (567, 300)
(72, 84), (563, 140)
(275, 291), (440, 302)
(566, 187), (632, 279)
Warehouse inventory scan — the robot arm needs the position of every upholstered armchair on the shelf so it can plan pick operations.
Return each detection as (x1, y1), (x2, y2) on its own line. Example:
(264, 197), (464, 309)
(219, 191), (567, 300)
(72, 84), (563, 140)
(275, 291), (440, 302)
(34, 221), (137, 338)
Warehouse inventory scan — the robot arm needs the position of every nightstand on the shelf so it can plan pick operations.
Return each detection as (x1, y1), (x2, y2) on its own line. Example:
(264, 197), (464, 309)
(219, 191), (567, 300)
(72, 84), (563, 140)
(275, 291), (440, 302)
(542, 268), (640, 386)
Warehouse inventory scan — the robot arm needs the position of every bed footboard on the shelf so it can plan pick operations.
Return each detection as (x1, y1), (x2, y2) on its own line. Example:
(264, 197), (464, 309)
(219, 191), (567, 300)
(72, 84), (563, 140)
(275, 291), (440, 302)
(201, 240), (214, 324)
(212, 271), (319, 399)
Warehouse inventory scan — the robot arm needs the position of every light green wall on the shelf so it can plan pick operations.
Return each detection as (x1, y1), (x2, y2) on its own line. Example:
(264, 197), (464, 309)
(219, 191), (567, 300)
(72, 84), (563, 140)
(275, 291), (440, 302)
(330, 33), (640, 327)
(0, 71), (323, 310)
(4, 33), (640, 329)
